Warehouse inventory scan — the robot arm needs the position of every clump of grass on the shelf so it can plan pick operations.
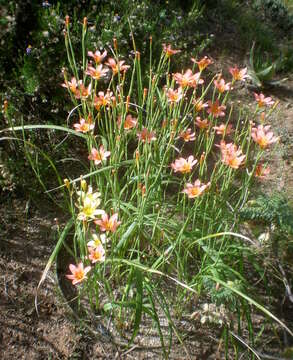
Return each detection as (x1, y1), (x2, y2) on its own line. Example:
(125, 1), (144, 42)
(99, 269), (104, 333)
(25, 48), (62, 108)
(2, 15), (291, 357)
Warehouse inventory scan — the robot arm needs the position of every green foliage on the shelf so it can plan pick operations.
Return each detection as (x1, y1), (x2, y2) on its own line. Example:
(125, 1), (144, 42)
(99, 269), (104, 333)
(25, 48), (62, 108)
(240, 193), (293, 235)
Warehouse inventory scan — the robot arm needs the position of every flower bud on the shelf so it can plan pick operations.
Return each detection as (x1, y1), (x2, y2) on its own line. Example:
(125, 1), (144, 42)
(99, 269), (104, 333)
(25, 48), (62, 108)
(65, 15), (70, 27)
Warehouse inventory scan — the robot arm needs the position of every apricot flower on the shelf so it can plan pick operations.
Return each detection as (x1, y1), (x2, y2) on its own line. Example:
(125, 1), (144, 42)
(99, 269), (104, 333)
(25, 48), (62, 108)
(251, 125), (279, 149)
(194, 99), (208, 112)
(195, 116), (210, 130)
(62, 77), (81, 94)
(88, 245), (105, 264)
(85, 64), (109, 80)
(254, 93), (274, 107)
(88, 145), (111, 165)
(213, 123), (233, 136)
(105, 58), (130, 75)
(229, 66), (248, 81)
(192, 56), (213, 72)
(74, 118), (94, 133)
(95, 213), (121, 233)
(163, 44), (181, 57)
(94, 91), (114, 110)
(171, 156), (198, 174)
(117, 114), (137, 130)
(180, 128), (196, 142)
(217, 141), (245, 169)
(166, 87), (183, 103)
(88, 49), (107, 63)
(255, 164), (270, 180)
(137, 128), (156, 143)
(66, 262), (91, 285)
(207, 100), (226, 118)
(173, 69), (203, 88)
(182, 179), (210, 198)
(214, 78), (231, 93)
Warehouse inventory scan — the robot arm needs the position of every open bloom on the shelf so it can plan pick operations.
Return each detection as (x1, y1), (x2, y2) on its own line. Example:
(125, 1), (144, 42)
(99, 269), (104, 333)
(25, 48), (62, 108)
(213, 123), (234, 136)
(94, 91), (114, 110)
(62, 77), (81, 94)
(74, 118), (94, 133)
(77, 186), (105, 221)
(217, 141), (246, 169)
(207, 100), (226, 118)
(171, 155), (198, 174)
(229, 66), (249, 81)
(255, 163), (270, 180)
(214, 77), (231, 93)
(85, 64), (109, 80)
(173, 69), (203, 88)
(75, 82), (92, 100)
(105, 58), (130, 75)
(254, 93), (275, 107)
(251, 125), (279, 149)
(88, 49), (107, 63)
(166, 87), (183, 103)
(163, 44), (181, 57)
(195, 116), (210, 130)
(180, 128), (196, 142)
(87, 233), (107, 248)
(88, 145), (110, 165)
(88, 244), (105, 264)
(95, 213), (121, 233)
(66, 262), (91, 285)
(117, 114), (137, 130)
(182, 179), (210, 198)
(137, 127), (156, 143)
(191, 56), (213, 72)
(194, 99), (208, 112)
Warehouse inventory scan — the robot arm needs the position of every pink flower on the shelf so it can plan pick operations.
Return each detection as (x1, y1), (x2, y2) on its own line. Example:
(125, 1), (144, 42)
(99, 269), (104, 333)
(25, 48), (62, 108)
(195, 116), (210, 130)
(88, 244), (105, 264)
(193, 99), (208, 112)
(214, 77), (231, 93)
(66, 262), (91, 285)
(85, 64), (109, 80)
(117, 114), (138, 130)
(217, 141), (245, 169)
(180, 128), (196, 142)
(62, 77), (81, 94)
(182, 179), (210, 198)
(207, 100), (226, 118)
(74, 118), (94, 133)
(163, 44), (181, 57)
(105, 58), (130, 75)
(88, 145), (111, 165)
(229, 66), (249, 81)
(213, 123), (233, 136)
(255, 163), (270, 180)
(171, 156), (198, 174)
(94, 91), (114, 110)
(251, 125), (279, 149)
(87, 49), (107, 63)
(254, 93), (274, 107)
(75, 82), (92, 100)
(95, 213), (121, 233)
(191, 56), (213, 72)
(137, 128), (156, 143)
(173, 69), (203, 88)
(166, 87), (183, 103)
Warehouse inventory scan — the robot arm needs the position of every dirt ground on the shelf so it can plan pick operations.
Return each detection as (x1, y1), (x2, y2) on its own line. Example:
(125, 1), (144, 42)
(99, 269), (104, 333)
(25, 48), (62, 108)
(1, 78), (293, 359)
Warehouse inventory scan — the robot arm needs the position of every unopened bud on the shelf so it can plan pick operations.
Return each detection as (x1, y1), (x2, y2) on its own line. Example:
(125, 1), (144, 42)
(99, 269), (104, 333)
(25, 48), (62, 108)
(136, 51), (140, 61)
(65, 15), (70, 26)
(126, 95), (130, 112)
(143, 88), (148, 98)
(3, 100), (8, 113)
(81, 178), (87, 191)
(200, 152), (205, 166)
(113, 38), (118, 51)
(83, 17), (87, 27)
(149, 36), (152, 44)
